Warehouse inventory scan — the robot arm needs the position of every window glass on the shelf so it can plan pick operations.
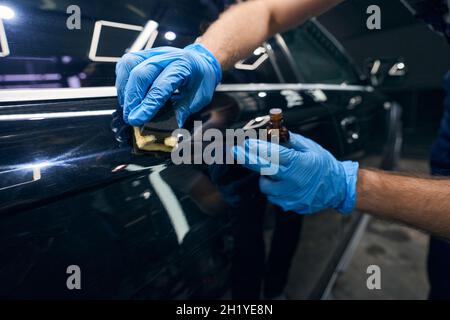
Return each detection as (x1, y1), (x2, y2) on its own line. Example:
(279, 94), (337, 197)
(282, 22), (359, 84)
(0, 0), (231, 89)
(0, 0), (280, 90)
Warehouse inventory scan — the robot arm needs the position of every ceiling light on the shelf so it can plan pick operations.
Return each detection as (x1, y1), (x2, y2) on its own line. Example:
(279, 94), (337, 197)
(0, 5), (15, 20)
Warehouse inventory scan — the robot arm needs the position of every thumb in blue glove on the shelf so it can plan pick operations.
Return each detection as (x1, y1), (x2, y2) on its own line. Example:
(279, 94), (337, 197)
(232, 132), (359, 214)
(115, 44), (222, 127)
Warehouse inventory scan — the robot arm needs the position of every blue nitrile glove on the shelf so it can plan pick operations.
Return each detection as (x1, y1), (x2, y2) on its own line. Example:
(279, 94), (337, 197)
(115, 44), (222, 127)
(232, 132), (359, 214)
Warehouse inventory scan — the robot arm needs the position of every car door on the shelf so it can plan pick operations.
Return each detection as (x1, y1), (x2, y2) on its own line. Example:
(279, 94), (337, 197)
(0, 0), (343, 299)
(274, 20), (400, 298)
(0, 0), (234, 299)
(218, 36), (342, 299)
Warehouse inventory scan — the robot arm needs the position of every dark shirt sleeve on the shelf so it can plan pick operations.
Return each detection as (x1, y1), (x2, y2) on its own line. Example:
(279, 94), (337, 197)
(430, 71), (450, 175)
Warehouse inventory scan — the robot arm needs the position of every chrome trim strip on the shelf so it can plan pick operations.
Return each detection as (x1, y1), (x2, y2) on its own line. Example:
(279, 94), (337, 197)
(0, 87), (117, 102)
(216, 83), (373, 92)
(0, 83), (373, 103)
(0, 110), (115, 121)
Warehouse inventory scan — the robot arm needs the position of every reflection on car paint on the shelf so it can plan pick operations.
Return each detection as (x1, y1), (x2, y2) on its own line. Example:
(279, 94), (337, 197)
(0, 0), (398, 299)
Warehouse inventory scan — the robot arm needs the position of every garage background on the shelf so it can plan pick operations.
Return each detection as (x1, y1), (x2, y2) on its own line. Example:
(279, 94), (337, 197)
(319, 0), (450, 159)
(317, 0), (450, 299)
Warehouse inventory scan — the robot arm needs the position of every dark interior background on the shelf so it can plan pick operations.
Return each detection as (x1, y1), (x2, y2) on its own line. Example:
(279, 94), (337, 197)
(318, 0), (450, 160)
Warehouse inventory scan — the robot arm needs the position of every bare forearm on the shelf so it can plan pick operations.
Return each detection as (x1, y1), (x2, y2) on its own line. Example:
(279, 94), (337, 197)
(199, 0), (344, 70)
(356, 169), (450, 237)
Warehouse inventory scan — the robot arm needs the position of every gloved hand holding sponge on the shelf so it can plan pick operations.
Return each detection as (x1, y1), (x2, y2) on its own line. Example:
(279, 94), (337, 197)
(115, 44), (359, 215)
(115, 44), (222, 128)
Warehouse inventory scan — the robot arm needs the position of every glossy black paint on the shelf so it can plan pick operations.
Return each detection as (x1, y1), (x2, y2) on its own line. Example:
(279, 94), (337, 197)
(0, 1), (400, 299)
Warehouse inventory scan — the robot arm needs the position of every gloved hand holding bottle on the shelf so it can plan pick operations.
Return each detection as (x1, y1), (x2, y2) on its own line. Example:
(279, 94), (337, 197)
(232, 132), (359, 214)
(115, 44), (222, 127)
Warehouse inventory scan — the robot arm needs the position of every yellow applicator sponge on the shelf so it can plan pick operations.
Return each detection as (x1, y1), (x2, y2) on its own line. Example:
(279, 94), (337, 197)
(132, 127), (177, 153)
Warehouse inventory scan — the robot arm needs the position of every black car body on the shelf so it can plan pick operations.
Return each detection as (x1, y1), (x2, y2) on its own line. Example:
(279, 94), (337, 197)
(0, 0), (401, 299)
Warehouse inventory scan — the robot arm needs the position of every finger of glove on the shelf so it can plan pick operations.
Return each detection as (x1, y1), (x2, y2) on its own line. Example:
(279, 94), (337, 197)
(259, 176), (286, 197)
(115, 47), (179, 107)
(232, 144), (274, 174)
(116, 53), (146, 107)
(174, 105), (191, 128)
(266, 195), (296, 213)
(289, 132), (323, 152)
(232, 140), (292, 178)
(172, 70), (210, 127)
(127, 60), (190, 126)
(170, 95), (187, 126)
(173, 86), (207, 128)
(123, 53), (182, 123)
(246, 139), (295, 167)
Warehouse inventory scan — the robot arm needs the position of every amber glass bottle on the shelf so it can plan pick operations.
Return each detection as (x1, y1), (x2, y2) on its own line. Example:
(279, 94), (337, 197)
(267, 108), (290, 144)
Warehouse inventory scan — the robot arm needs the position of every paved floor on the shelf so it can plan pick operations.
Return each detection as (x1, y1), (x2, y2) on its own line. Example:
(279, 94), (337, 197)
(330, 158), (431, 300)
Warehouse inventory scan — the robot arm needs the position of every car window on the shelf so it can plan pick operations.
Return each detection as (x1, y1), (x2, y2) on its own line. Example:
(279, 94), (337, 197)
(0, 0), (280, 90)
(282, 21), (359, 85)
(0, 0), (232, 89)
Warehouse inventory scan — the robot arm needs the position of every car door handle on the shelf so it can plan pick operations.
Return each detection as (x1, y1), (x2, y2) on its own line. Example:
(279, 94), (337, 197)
(340, 116), (360, 144)
(347, 95), (362, 110)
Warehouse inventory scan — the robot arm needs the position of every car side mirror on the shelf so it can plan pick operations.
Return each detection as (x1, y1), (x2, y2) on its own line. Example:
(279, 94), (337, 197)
(365, 58), (407, 88)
